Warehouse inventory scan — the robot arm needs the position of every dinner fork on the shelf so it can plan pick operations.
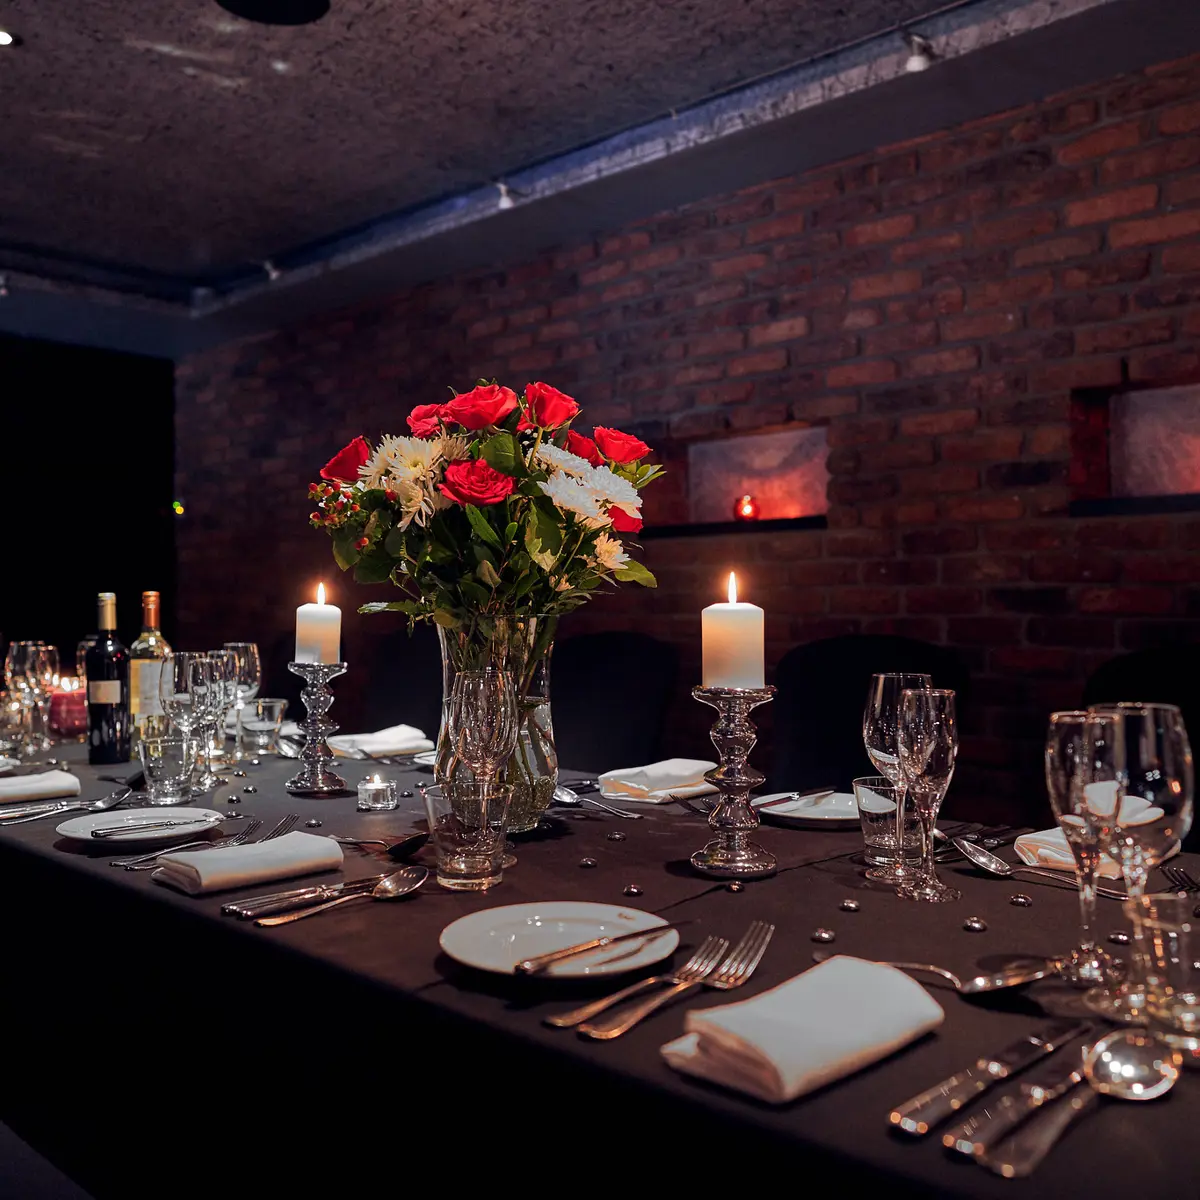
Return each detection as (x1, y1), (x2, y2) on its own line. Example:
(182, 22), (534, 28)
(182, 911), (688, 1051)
(543, 935), (730, 1029)
(578, 920), (775, 1040)
(1162, 865), (1200, 894)
(110, 819), (263, 868)
(117, 813), (297, 870)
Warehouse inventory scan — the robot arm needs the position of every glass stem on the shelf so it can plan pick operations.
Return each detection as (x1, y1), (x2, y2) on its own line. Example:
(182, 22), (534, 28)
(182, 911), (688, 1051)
(1075, 846), (1100, 952)
(894, 779), (908, 865)
(916, 799), (936, 881)
(1123, 863), (1149, 991)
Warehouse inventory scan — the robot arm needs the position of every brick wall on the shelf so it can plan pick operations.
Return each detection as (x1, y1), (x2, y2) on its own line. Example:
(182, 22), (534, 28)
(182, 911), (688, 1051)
(176, 53), (1200, 819)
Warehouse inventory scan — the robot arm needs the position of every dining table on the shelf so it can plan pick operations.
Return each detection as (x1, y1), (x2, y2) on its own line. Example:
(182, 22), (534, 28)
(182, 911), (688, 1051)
(0, 746), (1194, 1199)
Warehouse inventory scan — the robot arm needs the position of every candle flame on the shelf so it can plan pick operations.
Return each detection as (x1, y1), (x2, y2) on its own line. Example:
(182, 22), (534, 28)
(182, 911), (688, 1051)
(728, 572), (738, 604)
(316, 582), (326, 605)
(372, 774), (381, 784)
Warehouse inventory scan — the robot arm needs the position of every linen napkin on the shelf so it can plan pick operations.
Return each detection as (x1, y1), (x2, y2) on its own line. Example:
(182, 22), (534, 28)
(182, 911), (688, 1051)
(150, 831), (344, 895)
(0, 769), (81, 804)
(1014, 791), (1178, 879)
(661, 956), (944, 1104)
(599, 758), (719, 803)
(327, 723), (433, 757)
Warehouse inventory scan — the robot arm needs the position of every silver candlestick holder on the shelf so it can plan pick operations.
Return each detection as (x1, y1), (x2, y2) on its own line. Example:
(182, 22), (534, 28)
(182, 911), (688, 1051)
(285, 662), (349, 797)
(690, 684), (777, 879)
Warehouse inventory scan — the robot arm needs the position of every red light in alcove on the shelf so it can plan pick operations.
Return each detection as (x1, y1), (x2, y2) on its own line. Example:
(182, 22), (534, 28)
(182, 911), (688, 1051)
(732, 494), (760, 521)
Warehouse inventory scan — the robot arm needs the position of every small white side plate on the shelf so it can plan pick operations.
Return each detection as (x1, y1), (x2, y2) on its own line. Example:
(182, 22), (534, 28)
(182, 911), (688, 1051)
(56, 807), (227, 845)
(753, 791), (860, 827)
(439, 901), (681, 978)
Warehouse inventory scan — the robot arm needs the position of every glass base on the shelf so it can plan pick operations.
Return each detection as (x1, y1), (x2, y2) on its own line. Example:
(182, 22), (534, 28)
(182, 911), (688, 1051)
(191, 769), (224, 793)
(143, 791), (193, 806)
(865, 861), (920, 884)
(897, 877), (962, 903)
(436, 870), (502, 891)
(1083, 979), (1147, 1021)
(691, 837), (777, 879)
(1059, 944), (1120, 988)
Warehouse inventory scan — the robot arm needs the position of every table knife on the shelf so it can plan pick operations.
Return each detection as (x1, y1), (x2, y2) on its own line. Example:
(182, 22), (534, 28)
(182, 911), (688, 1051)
(756, 786), (836, 811)
(221, 874), (387, 918)
(91, 818), (219, 838)
(888, 1019), (1089, 1136)
(978, 1083), (1098, 1178)
(514, 919), (694, 975)
(944, 1039), (1090, 1156)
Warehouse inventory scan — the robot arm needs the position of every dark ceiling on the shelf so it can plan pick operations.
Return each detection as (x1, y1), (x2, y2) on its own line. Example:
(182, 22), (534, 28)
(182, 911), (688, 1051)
(2, 0), (949, 283)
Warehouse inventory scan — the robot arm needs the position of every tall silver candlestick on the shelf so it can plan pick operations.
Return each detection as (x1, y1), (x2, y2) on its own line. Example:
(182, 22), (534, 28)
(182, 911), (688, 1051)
(690, 684), (777, 879)
(285, 661), (349, 796)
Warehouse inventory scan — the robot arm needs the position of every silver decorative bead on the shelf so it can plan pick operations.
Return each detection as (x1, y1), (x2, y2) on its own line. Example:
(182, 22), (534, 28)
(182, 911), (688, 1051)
(606, 832), (627, 842)
(811, 928), (836, 943)
(1008, 893), (1033, 907)
(249, 758), (261, 766)
(233, 770), (248, 778)
(242, 785), (257, 794)
(579, 857), (597, 868)
(400, 790), (413, 798)
(1108, 930), (1131, 945)
(839, 899), (860, 912)
(226, 796), (241, 804)
(962, 916), (988, 932)
(623, 885), (643, 897)
(304, 819), (322, 828)
(725, 881), (744, 893)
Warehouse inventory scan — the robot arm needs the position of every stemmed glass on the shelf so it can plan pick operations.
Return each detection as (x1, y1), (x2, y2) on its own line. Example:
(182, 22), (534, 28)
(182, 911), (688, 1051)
(159, 653), (218, 793)
(224, 642), (262, 761)
(204, 649), (240, 772)
(862, 673), (931, 882)
(4, 641), (56, 754)
(1082, 703), (1194, 1020)
(896, 687), (960, 903)
(1044, 710), (1118, 987)
(26, 643), (58, 753)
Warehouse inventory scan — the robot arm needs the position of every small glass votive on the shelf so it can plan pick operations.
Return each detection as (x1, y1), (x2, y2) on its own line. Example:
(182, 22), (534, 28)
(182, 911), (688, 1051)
(853, 775), (921, 870)
(357, 773), (398, 811)
(421, 782), (511, 891)
(139, 736), (198, 806)
(1129, 893), (1200, 1050)
(237, 698), (288, 759)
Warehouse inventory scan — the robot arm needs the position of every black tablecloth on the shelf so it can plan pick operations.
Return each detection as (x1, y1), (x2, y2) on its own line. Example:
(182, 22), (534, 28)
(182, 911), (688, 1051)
(0, 751), (1194, 1198)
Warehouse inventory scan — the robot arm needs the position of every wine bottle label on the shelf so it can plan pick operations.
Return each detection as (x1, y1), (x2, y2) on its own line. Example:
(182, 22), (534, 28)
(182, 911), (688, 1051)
(89, 680), (122, 704)
(129, 660), (164, 717)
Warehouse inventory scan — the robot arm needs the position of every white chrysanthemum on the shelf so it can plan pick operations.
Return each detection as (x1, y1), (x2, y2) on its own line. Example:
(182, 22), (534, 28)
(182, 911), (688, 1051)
(434, 434), (471, 463)
(361, 434), (438, 490)
(592, 533), (629, 573)
(392, 476), (446, 531)
(539, 474), (605, 521)
(588, 464), (642, 517)
(535, 443), (594, 480)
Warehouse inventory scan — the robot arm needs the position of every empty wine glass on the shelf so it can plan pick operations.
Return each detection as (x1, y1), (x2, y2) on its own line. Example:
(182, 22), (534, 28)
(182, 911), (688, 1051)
(897, 687), (959, 903)
(862, 673), (931, 883)
(224, 642), (262, 760)
(1082, 703), (1194, 1020)
(159, 653), (216, 792)
(204, 649), (239, 770)
(1045, 710), (1118, 987)
(26, 643), (58, 752)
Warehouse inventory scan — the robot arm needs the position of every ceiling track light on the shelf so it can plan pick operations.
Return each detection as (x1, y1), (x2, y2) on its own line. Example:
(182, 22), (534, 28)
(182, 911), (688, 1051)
(262, 259), (282, 282)
(902, 31), (936, 73)
(495, 182), (516, 211)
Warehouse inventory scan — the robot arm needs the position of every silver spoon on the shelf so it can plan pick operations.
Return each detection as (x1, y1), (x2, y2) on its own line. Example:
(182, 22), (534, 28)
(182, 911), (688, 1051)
(552, 786), (642, 820)
(0, 786), (132, 825)
(811, 950), (1058, 993)
(255, 865), (427, 926)
(953, 838), (1128, 899)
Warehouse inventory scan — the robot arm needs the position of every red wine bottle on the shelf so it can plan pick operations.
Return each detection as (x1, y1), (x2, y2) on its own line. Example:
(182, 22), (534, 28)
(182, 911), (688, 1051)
(86, 592), (130, 764)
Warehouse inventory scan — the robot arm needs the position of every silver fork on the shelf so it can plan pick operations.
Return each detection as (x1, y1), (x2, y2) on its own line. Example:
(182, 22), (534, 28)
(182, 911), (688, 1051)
(578, 920), (775, 1040)
(1162, 865), (1200, 894)
(111, 819), (262, 869)
(118, 813), (297, 870)
(543, 935), (730, 1029)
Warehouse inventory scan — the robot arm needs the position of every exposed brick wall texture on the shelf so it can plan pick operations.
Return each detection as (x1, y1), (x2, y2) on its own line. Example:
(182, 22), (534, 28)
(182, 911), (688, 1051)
(176, 53), (1200, 819)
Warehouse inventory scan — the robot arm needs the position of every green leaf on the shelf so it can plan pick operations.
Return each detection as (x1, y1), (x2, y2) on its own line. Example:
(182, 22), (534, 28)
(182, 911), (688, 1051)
(383, 525), (408, 557)
(615, 560), (657, 588)
(524, 518), (556, 572)
(532, 501), (563, 555)
(477, 559), (501, 587)
(331, 535), (360, 570)
(432, 609), (459, 629)
(459, 579), (490, 606)
(479, 432), (521, 476)
(359, 600), (424, 615)
(464, 503), (502, 548)
(504, 521), (519, 543)
(353, 551), (394, 584)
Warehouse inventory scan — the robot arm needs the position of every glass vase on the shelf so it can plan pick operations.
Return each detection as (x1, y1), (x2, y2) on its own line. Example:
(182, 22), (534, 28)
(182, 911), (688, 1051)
(436, 615), (558, 833)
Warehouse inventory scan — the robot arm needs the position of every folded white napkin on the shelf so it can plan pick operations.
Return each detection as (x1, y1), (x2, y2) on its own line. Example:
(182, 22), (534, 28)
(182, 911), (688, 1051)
(1015, 791), (1178, 879)
(0, 770), (82, 804)
(150, 831), (344, 895)
(599, 757), (719, 803)
(327, 723), (433, 757)
(661, 956), (944, 1104)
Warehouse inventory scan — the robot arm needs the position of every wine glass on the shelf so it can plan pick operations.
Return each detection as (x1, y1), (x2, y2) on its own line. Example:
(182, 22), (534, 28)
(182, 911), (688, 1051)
(25, 643), (58, 752)
(224, 642), (262, 760)
(4, 641), (34, 754)
(1082, 703), (1194, 1020)
(862, 673), (931, 882)
(159, 653), (215, 792)
(896, 687), (960, 903)
(203, 649), (239, 776)
(1044, 710), (1118, 987)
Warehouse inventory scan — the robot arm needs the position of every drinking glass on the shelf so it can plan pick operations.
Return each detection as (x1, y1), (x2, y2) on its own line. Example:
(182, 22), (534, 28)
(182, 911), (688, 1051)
(24, 643), (58, 753)
(138, 736), (198, 805)
(1082, 704), (1194, 1020)
(224, 642), (262, 760)
(237, 698), (288, 758)
(205, 649), (239, 769)
(1132, 893), (1200, 1050)
(5, 641), (52, 754)
(161, 654), (222, 792)
(1044, 711), (1119, 986)
(896, 687), (959, 902)
(421, 782), (512, 891)
(853, 776), (921, 870)
(862, 673), (931, 882)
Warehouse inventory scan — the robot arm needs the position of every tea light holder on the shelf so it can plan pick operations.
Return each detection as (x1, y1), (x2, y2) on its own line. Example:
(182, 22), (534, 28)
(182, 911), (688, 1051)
(357, 774), (398, 811)
(689, 684), (777, 879)
(285, 661), (349, 796)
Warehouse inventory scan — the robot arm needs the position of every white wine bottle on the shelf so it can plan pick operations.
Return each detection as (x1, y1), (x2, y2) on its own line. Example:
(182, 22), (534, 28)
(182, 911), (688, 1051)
(129, 590), (172, 748)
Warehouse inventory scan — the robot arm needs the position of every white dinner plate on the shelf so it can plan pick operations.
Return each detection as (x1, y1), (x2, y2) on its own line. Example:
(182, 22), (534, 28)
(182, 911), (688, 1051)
(412, 750), (437, 767)
(439, 901), (681, 978)
(752, 791), (860, 828)
(56, 807), (228, 845)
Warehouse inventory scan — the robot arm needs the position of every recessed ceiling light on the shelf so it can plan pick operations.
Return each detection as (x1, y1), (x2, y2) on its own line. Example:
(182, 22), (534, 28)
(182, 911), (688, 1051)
(215, 0), (329, 25)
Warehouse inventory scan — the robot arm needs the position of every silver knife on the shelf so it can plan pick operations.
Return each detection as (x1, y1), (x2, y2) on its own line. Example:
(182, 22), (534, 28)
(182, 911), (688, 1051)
(978, 1083), (1097, 1178)
(889, 1019), (1089, 1136)
(944, 1037), (1090, 1155)
(91, 818), (219, 838)
(221, 874), (388, 918)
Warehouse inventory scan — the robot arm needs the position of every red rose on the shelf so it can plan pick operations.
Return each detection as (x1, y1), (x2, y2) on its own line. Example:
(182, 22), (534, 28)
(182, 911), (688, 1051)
(525, 382), (579, 428)
(442, 384), (518, 431)
(437, 459), (516, 506)
(566, 429), (604, 467)
(407, 403), (445, 438)
(320, 435), (371, 483)
(594, 426), (651, 464)
(610, 507), (643, 534)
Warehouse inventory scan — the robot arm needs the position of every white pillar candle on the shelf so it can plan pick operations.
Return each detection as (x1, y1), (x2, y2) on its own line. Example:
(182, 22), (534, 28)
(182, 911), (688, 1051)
(702, 572), (765, 689)
(295, 582), (342, 663)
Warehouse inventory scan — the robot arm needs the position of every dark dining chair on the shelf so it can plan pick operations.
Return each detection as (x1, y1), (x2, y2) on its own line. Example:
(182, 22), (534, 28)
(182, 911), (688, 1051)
(360, 622), (445, 738)
(770, 633), (970, 793)
(551, 631), (679, 773)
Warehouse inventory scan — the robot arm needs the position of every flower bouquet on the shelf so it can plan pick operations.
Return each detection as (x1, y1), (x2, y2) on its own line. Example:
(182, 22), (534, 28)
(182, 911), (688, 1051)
(309, 381), (662, 829)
